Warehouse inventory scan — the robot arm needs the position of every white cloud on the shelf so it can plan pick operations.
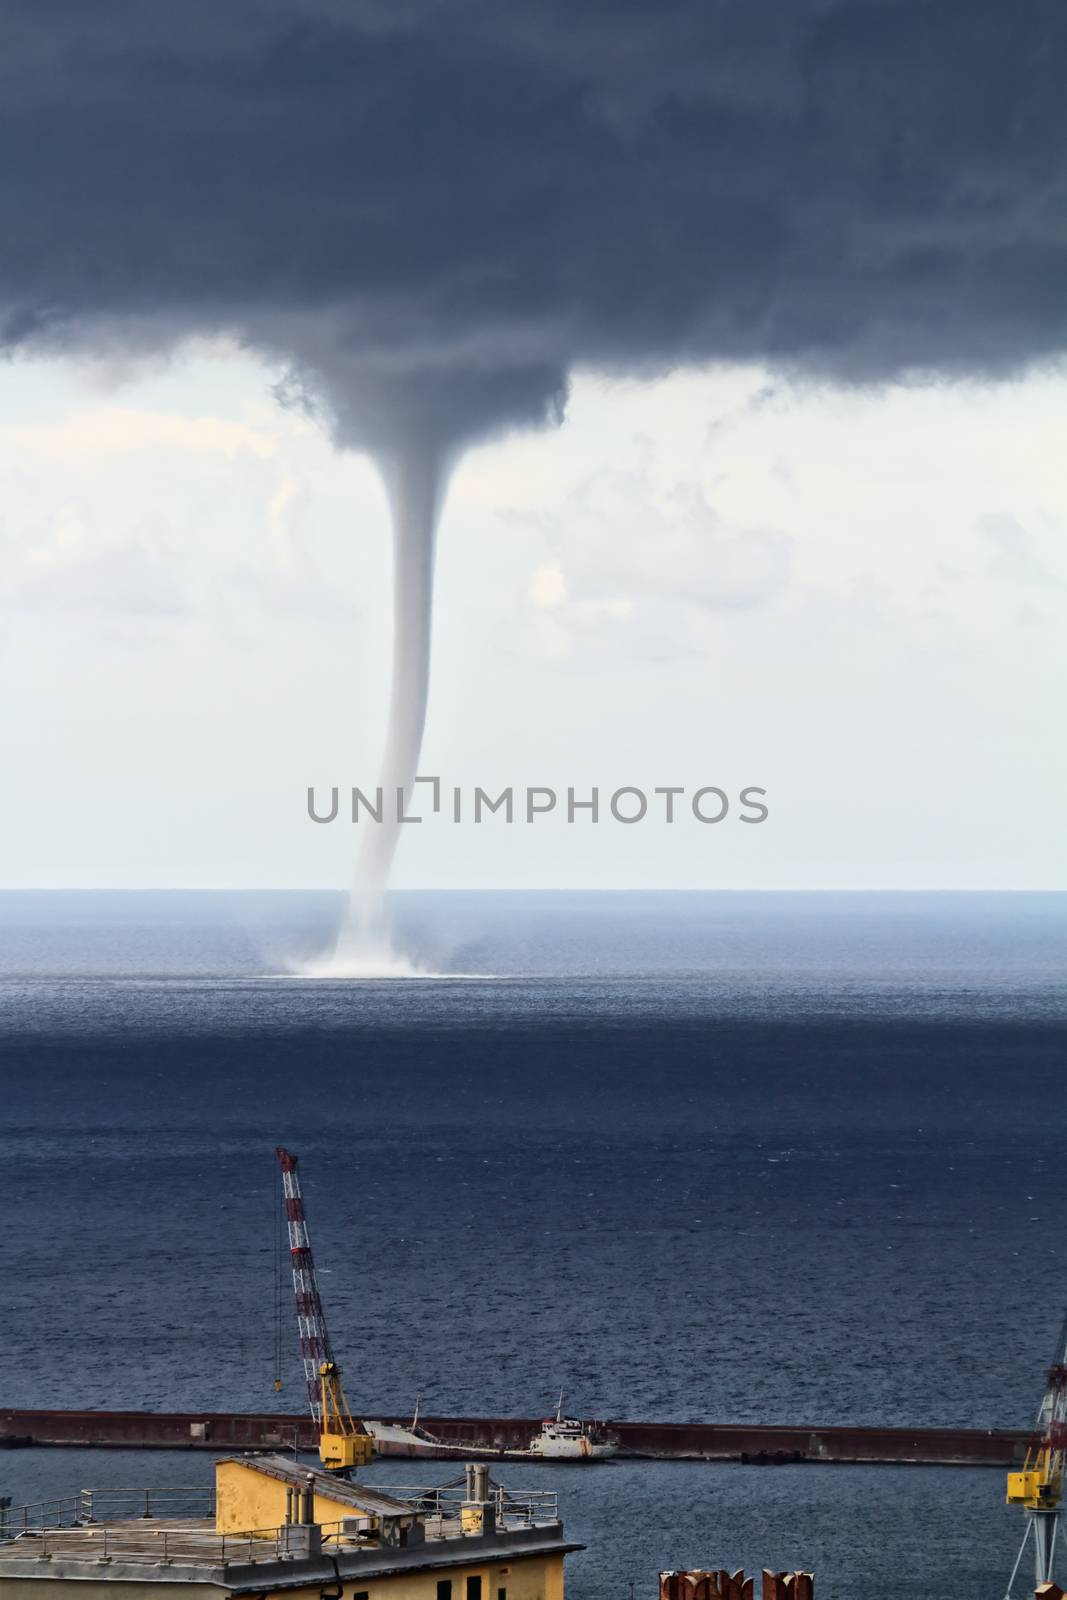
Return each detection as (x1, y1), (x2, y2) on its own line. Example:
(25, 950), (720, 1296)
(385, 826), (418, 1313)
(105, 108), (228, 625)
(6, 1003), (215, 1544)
(0, 507), (189, 616)
(6, 405), (277, 462)
(977, 512), (1065, 590)
(0, 371), (383, 628)
(528, 561), (567, 607)
(508, 471), (793, 665)
(0, 349), (1065, 887)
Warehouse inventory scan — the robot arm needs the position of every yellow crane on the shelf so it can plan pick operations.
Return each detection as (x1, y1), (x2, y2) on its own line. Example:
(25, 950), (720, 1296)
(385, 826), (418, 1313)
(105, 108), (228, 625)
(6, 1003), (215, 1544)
(274, 1146), (372, 1472)
(1005, 1315), (1067, 1596)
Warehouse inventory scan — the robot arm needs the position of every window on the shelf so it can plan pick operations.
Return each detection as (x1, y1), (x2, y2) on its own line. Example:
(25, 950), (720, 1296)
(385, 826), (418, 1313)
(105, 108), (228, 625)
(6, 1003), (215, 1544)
(353, 1591), (369, 1600)
(467, 1578), (482, 1600)
(437, 1583), (453, 1600)
(498, 1588), (507, 1600)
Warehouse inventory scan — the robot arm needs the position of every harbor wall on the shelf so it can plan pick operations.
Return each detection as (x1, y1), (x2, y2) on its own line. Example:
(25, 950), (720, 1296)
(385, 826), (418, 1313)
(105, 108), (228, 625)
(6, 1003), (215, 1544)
(0, 1410), (1032, 1466)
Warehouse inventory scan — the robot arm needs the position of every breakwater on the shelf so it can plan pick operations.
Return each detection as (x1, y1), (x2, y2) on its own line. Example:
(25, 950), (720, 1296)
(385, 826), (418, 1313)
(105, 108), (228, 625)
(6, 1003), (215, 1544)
(0, 1410), (1030, 1467)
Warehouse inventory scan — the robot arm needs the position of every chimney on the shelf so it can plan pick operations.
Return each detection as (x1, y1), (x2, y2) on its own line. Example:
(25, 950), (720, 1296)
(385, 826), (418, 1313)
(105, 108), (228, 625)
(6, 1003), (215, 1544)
(280, 1472), (321, 1558)
(460, 1463), (496, 1537)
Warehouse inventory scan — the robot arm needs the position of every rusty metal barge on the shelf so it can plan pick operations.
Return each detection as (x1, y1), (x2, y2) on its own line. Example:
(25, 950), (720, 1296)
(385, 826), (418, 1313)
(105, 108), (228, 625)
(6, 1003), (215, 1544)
(0, 1409), (1031, 1467)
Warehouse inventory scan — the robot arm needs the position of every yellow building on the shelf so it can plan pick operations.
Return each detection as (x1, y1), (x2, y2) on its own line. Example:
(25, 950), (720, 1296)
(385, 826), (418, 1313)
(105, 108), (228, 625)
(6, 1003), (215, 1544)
(0, 1455), (580, 1600)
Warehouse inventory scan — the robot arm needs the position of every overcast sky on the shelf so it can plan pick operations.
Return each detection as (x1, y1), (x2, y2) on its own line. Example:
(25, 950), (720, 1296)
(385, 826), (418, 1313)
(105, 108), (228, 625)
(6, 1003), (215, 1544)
(1, 344), (1063, 890)
(0, 4), (1063, 892)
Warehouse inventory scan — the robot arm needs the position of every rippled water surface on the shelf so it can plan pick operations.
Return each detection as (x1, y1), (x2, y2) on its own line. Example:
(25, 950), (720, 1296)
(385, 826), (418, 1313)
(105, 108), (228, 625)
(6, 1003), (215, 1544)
(2, 890), (1065, 1599)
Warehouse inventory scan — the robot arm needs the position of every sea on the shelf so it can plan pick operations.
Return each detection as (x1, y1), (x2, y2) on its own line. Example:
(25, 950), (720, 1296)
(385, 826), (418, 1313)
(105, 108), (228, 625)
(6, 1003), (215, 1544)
(2, 889), (1066, 1600)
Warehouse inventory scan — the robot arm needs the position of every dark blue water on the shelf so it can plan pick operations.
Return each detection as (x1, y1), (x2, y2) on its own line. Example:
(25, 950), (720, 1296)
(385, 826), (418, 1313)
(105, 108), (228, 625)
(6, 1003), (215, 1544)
(2, 891), (1065, 1600)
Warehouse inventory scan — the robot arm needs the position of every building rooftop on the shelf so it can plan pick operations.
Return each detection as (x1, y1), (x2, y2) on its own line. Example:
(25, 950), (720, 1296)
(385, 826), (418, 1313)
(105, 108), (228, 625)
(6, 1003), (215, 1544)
(0, 1457), (581, 1594)
(216, 1454), (420, 1522)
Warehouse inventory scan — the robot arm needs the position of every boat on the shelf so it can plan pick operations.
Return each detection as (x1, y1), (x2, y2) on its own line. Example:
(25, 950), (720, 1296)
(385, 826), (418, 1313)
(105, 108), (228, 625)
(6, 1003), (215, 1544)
(363, 1393), (618, 1462)
(363, 1398), (462, 1459)
(524, 1394), (618, 1460)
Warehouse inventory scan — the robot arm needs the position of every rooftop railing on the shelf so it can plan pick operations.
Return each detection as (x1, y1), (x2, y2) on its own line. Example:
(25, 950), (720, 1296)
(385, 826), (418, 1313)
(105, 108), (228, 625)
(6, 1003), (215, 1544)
(0, 1480), (560, 1567)
(369, 1483), (559, 1526)
(5, 1523), (274, 1565)
(0, 1519), (356, 1566)
(0, 1490), (215, 1535)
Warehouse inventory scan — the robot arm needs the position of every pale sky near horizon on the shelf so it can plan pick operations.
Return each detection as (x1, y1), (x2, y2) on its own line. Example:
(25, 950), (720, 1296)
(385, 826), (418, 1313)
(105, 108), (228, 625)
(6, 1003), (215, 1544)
(1, 342), (1063, 891)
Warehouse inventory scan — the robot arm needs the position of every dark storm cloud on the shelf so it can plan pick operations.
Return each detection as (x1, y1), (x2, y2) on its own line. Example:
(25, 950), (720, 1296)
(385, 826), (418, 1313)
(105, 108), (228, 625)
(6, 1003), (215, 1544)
(2, 0), (1065, 449)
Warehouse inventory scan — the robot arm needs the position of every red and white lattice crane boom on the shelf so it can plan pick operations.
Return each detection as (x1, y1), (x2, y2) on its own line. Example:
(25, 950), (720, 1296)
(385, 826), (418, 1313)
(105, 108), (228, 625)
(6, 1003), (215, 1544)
(274, 1145), (371, 1471)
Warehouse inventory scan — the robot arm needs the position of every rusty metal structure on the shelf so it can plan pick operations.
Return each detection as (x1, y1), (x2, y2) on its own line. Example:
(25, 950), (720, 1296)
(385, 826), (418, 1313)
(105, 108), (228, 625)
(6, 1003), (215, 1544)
(0, 1407), (1035, 1464)
(660, 1570), (813, 1600)
(760, 1580), (813, 1600)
